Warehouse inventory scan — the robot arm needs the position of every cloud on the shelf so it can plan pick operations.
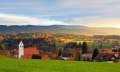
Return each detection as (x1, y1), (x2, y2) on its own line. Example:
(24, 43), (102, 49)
(0, 1), (47, 11)
(0, 0), (120, 28)
(59, 0), (120, 28)
(59, 0), (119, 8)
(64, 16), (120, 28)
(58, 0), (120, 16)
(0, 13), (66, 26)
(0, 1), (43, 6)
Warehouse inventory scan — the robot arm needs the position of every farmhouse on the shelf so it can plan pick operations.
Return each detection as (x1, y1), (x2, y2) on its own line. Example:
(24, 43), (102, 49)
(62, 48), (82, 61)
(94, 53), (120, 62)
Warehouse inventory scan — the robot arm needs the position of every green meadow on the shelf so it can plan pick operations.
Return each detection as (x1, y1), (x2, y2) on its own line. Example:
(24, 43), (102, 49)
(65, 39), (112, 51)
(0, 56), (120, 72)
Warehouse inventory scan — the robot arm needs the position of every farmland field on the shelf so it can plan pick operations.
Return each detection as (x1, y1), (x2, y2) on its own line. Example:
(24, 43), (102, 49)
(65, 39), (112, 49)
(0, 56), (120, 72)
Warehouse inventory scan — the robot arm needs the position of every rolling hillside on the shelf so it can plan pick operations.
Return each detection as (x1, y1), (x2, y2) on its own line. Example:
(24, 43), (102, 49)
(0, 56), (120, 72)
(0, 25), (120, 35)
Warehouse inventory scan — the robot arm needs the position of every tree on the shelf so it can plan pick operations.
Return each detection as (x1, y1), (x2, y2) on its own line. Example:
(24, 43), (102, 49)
(58, 49), (62, 57)
(0, 44), (2, 50)
(83, 57), (86, 61)
(92, 49), (99, 60)
(77, 43), (82, 48)
(82, 42), (88, 54)
(118, 48), (120, 52)
(73, 42), (77, 48)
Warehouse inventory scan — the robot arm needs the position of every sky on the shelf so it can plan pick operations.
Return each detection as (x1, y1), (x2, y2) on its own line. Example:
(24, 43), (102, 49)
(0, 0), (120, 28)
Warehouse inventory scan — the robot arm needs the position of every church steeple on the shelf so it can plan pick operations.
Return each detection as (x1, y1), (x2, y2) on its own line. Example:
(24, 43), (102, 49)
(18, 41), (24, 59)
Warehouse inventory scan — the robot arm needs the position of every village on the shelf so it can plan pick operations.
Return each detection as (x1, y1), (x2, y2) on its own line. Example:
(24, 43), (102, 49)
(0, 33), (120, 63)
(0, 0), (120, 72)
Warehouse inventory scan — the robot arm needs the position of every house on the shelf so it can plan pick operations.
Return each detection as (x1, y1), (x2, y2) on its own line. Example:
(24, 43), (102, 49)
(62, 48), (82, 61)
(68, 56), (75, 61)
(115, 56), (120, 63)
(62, 57), (69, 60)
(41, 54), (49, 60)
(62, 48), (75, 60)
(94, 49), (120, 62)
(81, 53), (92, 61)
(93, 53), (118, 62)
(99, 49), (113, 54)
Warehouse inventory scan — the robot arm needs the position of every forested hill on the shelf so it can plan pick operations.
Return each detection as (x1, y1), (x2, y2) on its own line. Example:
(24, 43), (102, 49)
(0, 25), (120, 35)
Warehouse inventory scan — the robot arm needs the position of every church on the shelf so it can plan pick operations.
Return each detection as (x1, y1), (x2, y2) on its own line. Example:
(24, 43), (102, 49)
(14, 41), (40, 59)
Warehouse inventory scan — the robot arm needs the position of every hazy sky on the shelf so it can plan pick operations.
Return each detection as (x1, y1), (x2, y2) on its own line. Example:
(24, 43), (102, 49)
(0, 0), (120, 28)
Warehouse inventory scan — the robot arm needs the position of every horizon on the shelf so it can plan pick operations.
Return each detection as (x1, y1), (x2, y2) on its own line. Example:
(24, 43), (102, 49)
(0, 0), (120, 28)
(0, 24), (120, 29)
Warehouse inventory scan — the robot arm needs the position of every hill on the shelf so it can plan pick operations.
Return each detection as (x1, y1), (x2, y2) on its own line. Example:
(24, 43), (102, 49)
(0, 56), (120, 72)
(0, 25), (120, 35)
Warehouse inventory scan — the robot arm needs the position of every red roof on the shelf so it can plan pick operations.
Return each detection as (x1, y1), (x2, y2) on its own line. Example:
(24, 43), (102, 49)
(41, 55), (49, 60)
(24, 47), (39, 55)
(15, 47), (40, 55)
(83, 53), (92, 57)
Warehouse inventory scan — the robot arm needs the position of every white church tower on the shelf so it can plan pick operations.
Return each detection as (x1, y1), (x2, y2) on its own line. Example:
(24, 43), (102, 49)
(18, 41), (24, 59)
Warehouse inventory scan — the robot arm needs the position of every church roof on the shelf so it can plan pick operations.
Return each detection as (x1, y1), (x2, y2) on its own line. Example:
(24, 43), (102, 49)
(15, 47), (40, 55)
(19, 41), (24, 45)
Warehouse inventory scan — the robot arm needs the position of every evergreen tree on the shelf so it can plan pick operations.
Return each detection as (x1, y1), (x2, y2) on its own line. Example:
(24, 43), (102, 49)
(118, 48), (120, 52)
(83, 57), (86, 61)
(92, 49), (99, 60)
(82, 42), (88, 54)
(73, 42), (77, 48)
(77, 43), (82, 48)
(0, 44), (2, 50)
(58, 49), (62, 57)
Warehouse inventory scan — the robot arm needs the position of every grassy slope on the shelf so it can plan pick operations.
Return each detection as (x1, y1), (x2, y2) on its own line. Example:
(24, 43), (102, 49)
(0, 56), (120, 72)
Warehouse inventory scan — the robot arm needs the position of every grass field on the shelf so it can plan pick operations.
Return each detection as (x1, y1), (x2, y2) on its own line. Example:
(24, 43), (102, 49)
(65, 39), (112, 49)
(0, 56), (120, 72)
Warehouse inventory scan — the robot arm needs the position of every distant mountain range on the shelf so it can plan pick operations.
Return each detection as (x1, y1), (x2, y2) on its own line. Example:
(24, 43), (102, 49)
(0, 25), (120, 35)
